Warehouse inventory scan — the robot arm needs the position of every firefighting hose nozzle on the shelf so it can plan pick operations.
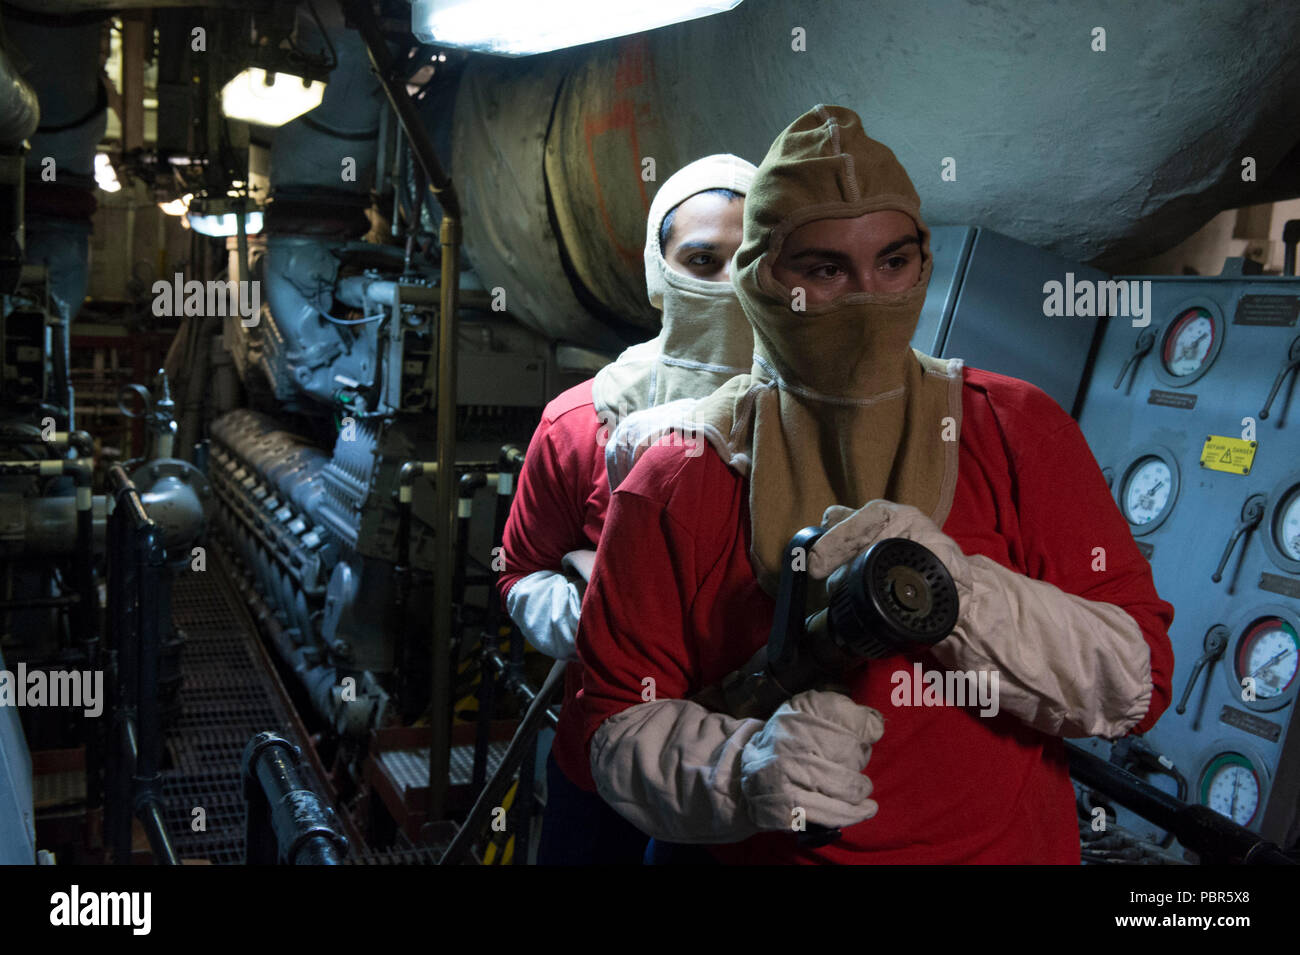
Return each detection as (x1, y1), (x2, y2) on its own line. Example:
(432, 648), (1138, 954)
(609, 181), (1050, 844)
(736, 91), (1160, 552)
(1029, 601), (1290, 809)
(693, 525), (960, 846)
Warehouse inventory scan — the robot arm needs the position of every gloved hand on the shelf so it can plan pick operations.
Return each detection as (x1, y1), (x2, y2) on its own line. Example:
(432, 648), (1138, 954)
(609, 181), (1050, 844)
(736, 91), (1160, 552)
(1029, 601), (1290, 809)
(590, 689), (883, 843)
(812, 501), (973, 596)
(740, 689), (883, 831)
(810, 500), (1154, 739)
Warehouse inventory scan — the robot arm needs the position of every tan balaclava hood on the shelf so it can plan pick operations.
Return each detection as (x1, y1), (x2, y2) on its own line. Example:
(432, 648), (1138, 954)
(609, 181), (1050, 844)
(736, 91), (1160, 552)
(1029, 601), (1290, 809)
(591, 154), (756, 420)
(691, 105), (965, 597)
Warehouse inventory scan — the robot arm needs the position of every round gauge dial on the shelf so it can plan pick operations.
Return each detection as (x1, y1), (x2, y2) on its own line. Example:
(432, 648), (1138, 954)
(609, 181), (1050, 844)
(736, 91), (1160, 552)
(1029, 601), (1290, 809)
(1275, 486), (1300, 562)
(1200, 753), (1260, 826)
(1235, 617), (1300, 701)
(1122, 457), (1173, 526)
(1162, 307), (1216, 377)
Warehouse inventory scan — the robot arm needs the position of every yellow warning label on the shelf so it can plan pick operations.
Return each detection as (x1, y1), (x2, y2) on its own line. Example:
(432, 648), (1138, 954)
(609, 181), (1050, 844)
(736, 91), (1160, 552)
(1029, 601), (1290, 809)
(1199, 435), (1256, 475)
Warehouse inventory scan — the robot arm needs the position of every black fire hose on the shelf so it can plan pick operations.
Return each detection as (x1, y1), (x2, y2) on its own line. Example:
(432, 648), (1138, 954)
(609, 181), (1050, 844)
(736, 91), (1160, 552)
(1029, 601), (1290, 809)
(1066, 743), (1293, 865)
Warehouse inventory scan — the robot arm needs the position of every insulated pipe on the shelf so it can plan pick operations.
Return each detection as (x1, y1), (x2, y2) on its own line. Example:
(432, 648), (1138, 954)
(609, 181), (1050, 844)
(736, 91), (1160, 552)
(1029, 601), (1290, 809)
(449, 1), (1300, 345)
(269, 0), (383, 204)
(0, 44), (39, 146)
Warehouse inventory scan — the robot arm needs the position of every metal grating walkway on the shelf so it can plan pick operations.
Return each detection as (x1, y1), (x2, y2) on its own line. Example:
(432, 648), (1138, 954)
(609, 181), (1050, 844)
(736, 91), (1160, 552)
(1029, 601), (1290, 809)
(158, 544), (510, 865)
(162, 550), (319, 864)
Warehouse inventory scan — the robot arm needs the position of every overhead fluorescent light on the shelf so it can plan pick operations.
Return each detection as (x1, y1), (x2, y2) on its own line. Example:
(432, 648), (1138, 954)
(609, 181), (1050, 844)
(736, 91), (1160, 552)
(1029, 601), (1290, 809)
(220, 67), (326, 126)
(187, 209), (264, 237)
(94, 153), (121, 193)
(411, 0), (744, 56)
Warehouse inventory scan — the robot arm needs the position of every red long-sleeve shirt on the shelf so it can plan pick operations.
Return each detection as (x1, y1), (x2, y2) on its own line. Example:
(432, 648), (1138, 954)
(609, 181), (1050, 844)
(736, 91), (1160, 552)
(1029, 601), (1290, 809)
(579, 366), (1176, 863)
(498, 379), (609, 791)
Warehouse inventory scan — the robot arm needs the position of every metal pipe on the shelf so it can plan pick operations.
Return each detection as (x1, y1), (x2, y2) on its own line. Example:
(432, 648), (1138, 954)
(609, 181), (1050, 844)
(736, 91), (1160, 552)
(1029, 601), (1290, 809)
(242, 732), (348, 865)
(473, 444), (526, 790)
(104, 465), (180, 865)
(452, 472), (486, 660)
(483, 651), (559, 731)
(343, 0), (460, 220)
(431, 213), (461, 821)
(133, 525), (164, 811)
(0, 429), (92, 455)
(136, 798), (179, 866)
(394, 458), (434, 712)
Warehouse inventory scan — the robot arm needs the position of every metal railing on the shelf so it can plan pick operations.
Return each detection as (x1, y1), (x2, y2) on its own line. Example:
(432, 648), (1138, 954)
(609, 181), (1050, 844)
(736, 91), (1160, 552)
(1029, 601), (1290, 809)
(105, 464), (178, 865)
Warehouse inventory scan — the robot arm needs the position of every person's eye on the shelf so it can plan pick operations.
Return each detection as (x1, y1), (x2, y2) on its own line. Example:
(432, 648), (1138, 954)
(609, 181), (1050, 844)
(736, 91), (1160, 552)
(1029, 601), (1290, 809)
(809, 263), (842, 279)
(687, 253), (716, 268)
(881, 255), (910, 271)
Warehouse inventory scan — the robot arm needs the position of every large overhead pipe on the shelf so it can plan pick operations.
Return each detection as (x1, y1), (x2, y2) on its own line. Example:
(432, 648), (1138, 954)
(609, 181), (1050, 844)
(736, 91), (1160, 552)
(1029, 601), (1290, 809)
(450, 0), (1300, 345)
(343, 0), (461, 824)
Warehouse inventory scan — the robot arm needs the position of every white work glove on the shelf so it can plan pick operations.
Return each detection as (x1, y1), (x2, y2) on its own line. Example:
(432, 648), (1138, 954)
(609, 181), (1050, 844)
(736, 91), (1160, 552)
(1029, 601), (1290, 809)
(740, 689), (883, 831)
(590, 689), (882, 843)
(813, 500), (1153, 739)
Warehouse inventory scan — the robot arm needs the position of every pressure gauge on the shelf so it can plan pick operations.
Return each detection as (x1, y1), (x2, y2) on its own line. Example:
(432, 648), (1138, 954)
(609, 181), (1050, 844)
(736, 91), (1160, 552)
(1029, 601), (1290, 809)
(1223, 605), (1300, 712)
(1236, 618), (1299, 701)
(1262, 474), (1300, 575)
(1163, 308), (1215, 375)
(1199, 753), (1261, 827)
(1280, 492), (1300, 561)
(1152, 300), (1225, 387)
(1116, 448), (1180, 535)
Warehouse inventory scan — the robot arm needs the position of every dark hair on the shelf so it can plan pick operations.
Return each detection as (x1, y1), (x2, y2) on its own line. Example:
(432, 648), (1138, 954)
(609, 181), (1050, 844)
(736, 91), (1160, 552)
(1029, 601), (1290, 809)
(658, 187), (743, 252)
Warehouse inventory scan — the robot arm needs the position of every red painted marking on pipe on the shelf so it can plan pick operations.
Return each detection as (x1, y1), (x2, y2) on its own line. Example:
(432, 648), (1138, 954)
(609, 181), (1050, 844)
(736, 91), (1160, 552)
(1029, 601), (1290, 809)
(585, 99), (651, 266)
(614, 35), (648, 90)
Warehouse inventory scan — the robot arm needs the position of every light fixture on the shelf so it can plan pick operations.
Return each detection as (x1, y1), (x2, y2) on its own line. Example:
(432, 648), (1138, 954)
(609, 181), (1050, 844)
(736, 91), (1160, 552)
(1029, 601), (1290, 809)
(158, 193), (194, 216)
(220, 67), (326, 126)
(185, 197), (264, 237)
(94, 153), (121, 193)
(411, 0), (744, 56)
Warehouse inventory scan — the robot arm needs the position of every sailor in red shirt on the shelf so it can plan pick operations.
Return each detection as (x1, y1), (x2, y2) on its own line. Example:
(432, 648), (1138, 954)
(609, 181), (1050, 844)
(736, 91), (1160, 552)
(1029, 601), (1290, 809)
(579, 105), (1175, 864)
(497, 154), (757, 863)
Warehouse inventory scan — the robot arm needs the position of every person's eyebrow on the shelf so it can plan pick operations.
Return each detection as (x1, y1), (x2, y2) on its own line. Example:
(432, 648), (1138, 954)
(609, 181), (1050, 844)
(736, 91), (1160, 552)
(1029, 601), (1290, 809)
(673, 239), (720, 253)
(787, 247), (853, 262)
(876, 235), (921, 257)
